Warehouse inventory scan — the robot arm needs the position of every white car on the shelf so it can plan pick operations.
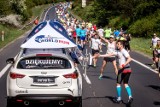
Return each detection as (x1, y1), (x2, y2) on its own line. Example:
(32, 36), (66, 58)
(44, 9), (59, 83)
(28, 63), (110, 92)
(6, 48), (82, 107)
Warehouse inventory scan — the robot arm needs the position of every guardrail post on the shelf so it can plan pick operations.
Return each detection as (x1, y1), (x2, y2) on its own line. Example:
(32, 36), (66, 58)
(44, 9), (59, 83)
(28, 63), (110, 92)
(1, 30), (4, 41)
(84, 49), (88, 78)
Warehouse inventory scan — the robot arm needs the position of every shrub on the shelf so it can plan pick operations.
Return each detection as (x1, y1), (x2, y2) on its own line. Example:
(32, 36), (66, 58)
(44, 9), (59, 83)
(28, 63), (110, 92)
(0, 0), (12, 16)
(128, 17), (156, 37)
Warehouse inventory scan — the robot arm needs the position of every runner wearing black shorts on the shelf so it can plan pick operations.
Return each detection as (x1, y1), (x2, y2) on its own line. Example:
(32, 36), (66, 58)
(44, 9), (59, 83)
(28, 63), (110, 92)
(96, 40), (133, 105)
(90, 33), (101, 67)
(98, 35), (118, 79)
(92, 49), (99, 56)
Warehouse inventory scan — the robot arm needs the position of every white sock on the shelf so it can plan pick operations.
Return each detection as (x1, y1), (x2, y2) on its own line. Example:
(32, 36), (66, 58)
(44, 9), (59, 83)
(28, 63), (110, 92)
(117, 97), (121, 101)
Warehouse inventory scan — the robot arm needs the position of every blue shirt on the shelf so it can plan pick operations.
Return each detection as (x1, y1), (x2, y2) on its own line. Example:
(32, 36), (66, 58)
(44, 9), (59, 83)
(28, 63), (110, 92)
(114, 30), (120, 37)
(80, 29), (86, 37)
(76, 28), (81, 37)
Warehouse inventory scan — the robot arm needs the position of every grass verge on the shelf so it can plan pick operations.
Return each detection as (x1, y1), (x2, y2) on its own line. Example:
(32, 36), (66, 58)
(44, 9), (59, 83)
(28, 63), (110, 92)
(130, 37), (152, 57)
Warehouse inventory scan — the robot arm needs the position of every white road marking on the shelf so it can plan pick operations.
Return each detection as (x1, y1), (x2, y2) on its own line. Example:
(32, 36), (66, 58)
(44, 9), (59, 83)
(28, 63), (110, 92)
(89, 53), (92, 65)
(93, 91), (96, 96)
(132, 58), (158, 74)
(43, 6), (53, 21)
(83, 73), (91, 84)
(0, 64), (11, 78)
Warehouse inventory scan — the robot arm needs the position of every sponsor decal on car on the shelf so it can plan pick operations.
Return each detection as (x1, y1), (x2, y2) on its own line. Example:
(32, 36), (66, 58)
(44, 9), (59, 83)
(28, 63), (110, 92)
(35, 35), (69, 45)
(15, 90), (28, 93)
(25, 59), (63, 65)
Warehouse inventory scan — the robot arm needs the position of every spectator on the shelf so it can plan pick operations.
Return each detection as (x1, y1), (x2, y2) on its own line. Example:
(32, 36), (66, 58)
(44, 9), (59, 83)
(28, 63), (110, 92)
(151, 33), (160, 67)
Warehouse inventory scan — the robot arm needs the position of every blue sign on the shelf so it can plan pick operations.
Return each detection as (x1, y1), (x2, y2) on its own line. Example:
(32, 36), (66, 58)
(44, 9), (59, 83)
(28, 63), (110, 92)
(35, 35), (58, 43)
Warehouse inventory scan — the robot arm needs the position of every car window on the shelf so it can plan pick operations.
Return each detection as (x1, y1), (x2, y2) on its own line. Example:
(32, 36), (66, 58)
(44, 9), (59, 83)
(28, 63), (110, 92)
(17, 56), (71, 69)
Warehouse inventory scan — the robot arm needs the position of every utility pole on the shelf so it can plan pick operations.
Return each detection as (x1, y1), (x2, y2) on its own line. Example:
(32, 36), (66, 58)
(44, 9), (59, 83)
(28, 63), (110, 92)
(82, 0), (86, 7)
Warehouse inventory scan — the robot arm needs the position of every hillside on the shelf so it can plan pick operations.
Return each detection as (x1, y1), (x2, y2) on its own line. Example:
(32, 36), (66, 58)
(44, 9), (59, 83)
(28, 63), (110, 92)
(71, 0), (160, 37)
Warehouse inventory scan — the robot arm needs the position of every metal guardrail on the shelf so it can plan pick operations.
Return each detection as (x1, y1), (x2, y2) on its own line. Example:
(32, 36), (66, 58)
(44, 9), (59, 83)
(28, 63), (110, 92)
(18, 16), (38, 31)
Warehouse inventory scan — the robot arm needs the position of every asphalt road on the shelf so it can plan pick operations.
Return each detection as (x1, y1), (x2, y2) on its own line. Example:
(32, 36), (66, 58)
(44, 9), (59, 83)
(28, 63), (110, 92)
(0, 5), (160, 107)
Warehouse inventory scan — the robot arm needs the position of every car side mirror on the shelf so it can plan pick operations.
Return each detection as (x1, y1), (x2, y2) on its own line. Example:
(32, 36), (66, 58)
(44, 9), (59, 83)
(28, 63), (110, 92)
(6, 58), (14, 64)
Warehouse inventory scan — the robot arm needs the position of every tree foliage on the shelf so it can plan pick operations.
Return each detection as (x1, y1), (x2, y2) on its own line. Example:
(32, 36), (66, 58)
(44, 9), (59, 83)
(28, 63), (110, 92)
(72, 0), (160, 37)
(0, 0), (12, 16)
(0, 0), (54, 21)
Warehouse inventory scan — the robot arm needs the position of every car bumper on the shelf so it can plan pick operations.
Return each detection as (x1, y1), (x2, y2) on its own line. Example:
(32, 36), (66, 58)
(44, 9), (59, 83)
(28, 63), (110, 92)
(7, 94), (81, 105)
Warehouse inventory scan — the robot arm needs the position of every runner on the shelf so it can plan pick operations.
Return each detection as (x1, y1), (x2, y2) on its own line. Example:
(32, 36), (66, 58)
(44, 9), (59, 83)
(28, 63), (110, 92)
(80, 26), (87, 49)
(96, 40), (133, 105)
(75, 26), (81, 43)
(124, 33), (131, 52)
(154, 40), (160, 76)
(97, 26), (104, 52)
(90, 32), (101, 67)
(104, 26), (112, 39)
(150, 33), (160, 68)
(98, 35), (118, 79)
(114, 29), (120, 40)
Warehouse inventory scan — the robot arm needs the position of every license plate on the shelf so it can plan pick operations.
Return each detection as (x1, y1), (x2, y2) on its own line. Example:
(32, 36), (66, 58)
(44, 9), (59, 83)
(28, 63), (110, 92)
(33, 77), (55, 83)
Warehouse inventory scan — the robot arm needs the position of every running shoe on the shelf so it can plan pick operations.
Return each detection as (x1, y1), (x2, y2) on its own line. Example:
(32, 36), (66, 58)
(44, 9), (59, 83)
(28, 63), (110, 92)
(93, 64), (96, 68)
(151, 63), (156, 68)
(98, 74), (103, 80)
(127, 97), (133, 105)
(113, 97), (122, 104)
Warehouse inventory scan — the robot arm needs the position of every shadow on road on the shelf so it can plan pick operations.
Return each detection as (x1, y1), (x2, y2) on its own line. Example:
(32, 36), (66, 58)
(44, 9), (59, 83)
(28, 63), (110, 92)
(90, 75), (116, 80)
(154, 101), (160, 106)
(147, 85), (160, 91)
(83, 96), (133, 107)
(102, 75), (116, 80)
(105, 96), (133, 107)
(145, 63), (156, 69)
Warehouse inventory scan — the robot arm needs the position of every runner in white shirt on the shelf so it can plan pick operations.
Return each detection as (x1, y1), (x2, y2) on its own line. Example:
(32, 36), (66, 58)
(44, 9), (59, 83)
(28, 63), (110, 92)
(98, 35), (118, 79)
(95, 40), (133, 105)
(151, 33), (160, 67)
(90, 32), (101, 67)
(67, 26), (73, 39)
(97, 26), (104, 52)
(97, 26), (104, 37)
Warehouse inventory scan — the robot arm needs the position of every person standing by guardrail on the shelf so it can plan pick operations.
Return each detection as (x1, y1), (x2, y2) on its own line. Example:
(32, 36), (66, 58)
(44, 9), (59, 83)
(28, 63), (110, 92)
(34, 18), (39, 25)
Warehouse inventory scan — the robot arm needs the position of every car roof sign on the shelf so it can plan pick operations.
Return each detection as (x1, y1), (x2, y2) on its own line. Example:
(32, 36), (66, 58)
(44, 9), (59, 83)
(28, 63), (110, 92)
(21, 20), (77, 49)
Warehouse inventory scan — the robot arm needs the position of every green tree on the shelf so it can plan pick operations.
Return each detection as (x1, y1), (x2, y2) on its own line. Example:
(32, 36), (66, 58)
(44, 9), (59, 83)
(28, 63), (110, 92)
(0, 0), (12, 16)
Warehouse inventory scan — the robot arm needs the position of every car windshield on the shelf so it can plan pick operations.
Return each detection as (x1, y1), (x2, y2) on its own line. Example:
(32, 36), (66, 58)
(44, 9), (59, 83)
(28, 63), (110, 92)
(17, 56), (71, 69)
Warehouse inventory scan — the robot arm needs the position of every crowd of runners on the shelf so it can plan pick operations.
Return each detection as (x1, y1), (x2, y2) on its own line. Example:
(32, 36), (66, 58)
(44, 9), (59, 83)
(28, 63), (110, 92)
(53, 2), (160, 106)
(55, 2), (134, 106)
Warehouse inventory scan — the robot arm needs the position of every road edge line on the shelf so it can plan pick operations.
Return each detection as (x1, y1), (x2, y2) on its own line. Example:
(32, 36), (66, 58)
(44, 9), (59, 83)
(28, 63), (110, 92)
(83, 73), (91, 84)
(0, 64), (11, 78)
(132, 58), (158, 74)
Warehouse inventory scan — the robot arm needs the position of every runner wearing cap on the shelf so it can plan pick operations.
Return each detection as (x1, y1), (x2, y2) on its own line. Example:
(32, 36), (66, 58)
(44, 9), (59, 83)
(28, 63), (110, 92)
(98, 35), (118, 79)
(90, 32), (102, 67)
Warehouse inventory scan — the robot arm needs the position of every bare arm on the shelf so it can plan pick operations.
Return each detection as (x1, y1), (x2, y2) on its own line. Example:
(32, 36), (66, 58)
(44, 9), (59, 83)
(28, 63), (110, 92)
(99, 53), (116, 57)
(98, 35), (108, 43)
(123, 56), (132, 66)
